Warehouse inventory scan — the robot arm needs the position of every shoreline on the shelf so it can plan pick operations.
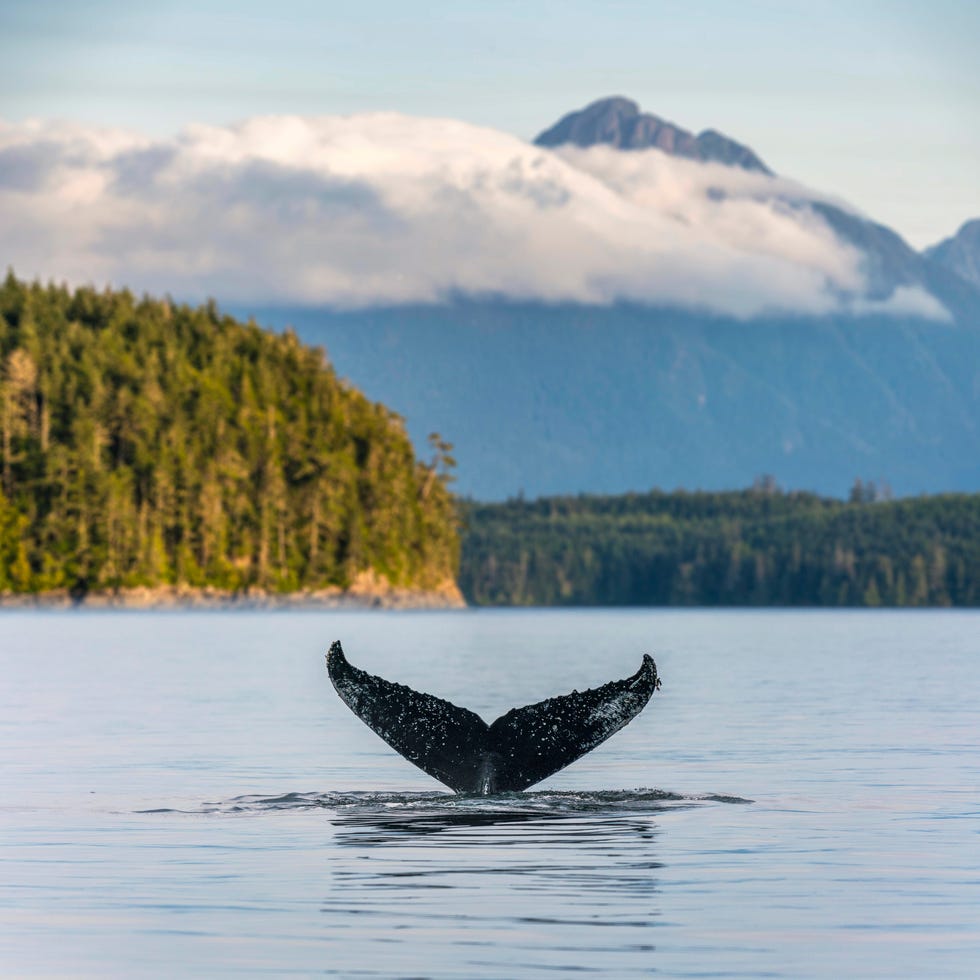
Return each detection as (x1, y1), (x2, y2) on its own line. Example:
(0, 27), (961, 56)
(0, 574), (467, 611)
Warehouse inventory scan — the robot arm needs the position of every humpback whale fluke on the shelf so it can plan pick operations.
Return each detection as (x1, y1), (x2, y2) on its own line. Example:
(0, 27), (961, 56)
(326, 641), (661, 795)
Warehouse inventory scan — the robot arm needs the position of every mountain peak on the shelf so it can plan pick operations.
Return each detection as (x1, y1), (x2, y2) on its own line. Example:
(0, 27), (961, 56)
(534, 96), (772, 175)
(924, 218), (980, 290)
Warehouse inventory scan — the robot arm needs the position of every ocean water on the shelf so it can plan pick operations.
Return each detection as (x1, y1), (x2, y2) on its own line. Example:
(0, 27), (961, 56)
(1, 609), (978, 977)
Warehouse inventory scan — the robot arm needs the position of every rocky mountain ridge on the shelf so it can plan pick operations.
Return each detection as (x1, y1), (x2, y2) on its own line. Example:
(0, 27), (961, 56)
(534, 96), (772, 174)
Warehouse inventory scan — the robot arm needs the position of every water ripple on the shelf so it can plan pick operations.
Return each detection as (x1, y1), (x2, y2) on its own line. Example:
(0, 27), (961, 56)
(140, 788), (750, 826)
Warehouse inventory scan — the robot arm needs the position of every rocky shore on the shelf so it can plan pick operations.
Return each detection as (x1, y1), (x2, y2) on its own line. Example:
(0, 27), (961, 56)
(0, 571), (466, 610)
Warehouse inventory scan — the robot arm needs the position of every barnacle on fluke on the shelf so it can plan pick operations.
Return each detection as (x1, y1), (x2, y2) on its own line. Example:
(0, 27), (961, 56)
(326, 641), (661, 794)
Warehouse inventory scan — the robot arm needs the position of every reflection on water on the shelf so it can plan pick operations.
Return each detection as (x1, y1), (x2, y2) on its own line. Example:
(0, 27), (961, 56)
(312, 790), (685, 975)
(332, 806), (658, 845)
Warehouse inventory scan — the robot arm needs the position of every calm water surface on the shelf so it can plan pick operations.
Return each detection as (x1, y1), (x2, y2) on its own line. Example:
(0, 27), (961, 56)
(1, 609), (978, 977)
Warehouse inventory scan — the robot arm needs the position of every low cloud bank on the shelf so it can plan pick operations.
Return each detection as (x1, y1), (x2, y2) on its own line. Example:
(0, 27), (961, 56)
(0, 113), (945, 318)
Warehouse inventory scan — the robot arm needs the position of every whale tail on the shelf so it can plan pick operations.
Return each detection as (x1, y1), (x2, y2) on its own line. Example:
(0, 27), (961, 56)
(326, 641), (661, 794)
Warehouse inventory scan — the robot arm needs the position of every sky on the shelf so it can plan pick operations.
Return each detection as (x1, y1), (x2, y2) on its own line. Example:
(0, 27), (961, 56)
(1, 0), (977, 251)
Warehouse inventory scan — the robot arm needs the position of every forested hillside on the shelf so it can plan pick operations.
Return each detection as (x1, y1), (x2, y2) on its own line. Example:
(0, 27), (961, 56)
(0, 274), (458, 598)
(460, 488), (980, 606)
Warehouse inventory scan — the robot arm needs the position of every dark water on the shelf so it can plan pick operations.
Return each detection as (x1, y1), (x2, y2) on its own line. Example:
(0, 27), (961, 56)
(1, 609), (978, 976)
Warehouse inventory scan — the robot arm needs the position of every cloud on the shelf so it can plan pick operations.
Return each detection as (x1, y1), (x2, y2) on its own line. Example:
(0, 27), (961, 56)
(0, 113), (948, 318)
(852, 285), (952, 320)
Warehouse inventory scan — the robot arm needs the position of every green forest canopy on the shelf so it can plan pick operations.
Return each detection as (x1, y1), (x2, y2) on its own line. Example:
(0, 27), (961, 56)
(0, 273), (458, 596)
(459, 487), (980, 607)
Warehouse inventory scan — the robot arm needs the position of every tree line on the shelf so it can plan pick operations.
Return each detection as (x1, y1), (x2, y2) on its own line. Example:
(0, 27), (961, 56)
(0, 274), (458, 596)
(459, 487), (980, 606)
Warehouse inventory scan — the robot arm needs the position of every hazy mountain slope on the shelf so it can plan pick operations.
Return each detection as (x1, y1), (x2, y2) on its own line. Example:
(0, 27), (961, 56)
(925, 219), (980, 289)
(245, 303), (980, 501)
(808, 203), (980, 321)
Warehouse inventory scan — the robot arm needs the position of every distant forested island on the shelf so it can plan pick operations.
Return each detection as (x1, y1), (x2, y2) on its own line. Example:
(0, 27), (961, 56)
(459, 488), (980, 606)
(0, 274), (459, 603)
